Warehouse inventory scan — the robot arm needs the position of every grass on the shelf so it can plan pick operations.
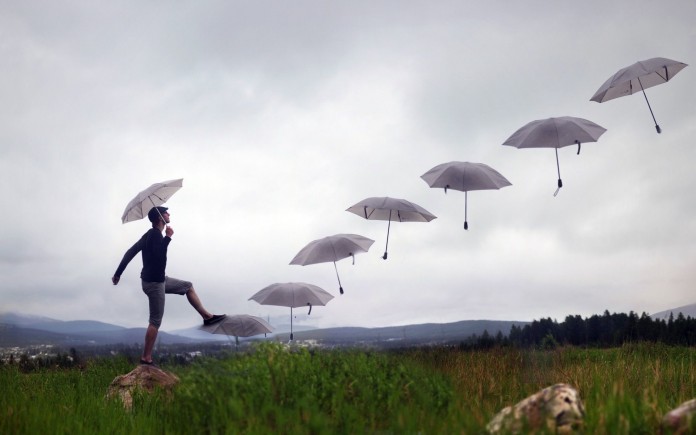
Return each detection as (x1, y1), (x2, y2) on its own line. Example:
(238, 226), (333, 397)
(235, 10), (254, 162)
(1, 342), (695, 434)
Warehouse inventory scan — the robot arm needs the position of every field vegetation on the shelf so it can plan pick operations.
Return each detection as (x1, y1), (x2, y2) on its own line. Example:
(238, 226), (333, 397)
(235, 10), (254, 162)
(1, 342), (695, 434)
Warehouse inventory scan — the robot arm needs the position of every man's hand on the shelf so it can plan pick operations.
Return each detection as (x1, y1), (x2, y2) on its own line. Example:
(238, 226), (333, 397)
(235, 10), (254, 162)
(165, 226), (174, 238)
(112, 276), (120, 285)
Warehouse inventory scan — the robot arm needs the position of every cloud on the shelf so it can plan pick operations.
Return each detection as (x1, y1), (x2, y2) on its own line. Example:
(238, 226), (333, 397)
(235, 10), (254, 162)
(1, 0), (695, 330)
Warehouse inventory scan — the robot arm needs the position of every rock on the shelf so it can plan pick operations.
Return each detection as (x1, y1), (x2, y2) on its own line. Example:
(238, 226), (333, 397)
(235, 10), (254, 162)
(487, 383), (585, 434)
(106, 364), (180, 410)
(663, 398), (696, 433)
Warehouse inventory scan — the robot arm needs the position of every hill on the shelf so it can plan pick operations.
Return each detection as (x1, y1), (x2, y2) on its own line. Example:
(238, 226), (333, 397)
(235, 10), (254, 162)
(1, 311), (527, 349)
(284, 319), (524, 346)
(0, 323), (202, 347)
(651, 303), (696, 321)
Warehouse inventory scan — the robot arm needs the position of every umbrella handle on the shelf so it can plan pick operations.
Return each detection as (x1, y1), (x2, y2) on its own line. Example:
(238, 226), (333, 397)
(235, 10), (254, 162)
(307, 303), (312, 315)
(576, 140), (581, 155)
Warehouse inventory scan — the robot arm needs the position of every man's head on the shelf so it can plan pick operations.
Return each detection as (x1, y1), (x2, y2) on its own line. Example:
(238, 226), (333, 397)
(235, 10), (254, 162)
(148, 206), (169, 224)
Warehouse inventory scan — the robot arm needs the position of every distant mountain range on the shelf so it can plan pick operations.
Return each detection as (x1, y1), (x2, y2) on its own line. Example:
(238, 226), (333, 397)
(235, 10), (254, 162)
(651, 303), (696, 321)
(0, 311), (527, 348)
(284, 320), (523, 345)
(0, 312), (206, 347)
(5, 304), (693, 349)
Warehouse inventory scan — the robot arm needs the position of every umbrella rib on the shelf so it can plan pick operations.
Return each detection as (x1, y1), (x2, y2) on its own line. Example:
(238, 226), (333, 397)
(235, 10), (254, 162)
(151, 193), (165, 202)
(365, 206), (375, 219)
(655, 67), (668, 82)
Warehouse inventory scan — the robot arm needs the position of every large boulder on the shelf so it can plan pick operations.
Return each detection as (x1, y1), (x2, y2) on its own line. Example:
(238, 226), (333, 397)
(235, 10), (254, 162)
(106, 364), (180, 410)
(663, 398), (696, 433)
(487, 383), (585, 434)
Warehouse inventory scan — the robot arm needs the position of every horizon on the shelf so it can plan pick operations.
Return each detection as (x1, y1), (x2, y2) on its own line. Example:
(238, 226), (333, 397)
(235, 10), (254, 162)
(3, 303), (694, 333)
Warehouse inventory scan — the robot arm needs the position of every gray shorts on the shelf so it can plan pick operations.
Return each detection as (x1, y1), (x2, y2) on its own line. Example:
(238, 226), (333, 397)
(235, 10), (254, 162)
(142, 276), (192, 328)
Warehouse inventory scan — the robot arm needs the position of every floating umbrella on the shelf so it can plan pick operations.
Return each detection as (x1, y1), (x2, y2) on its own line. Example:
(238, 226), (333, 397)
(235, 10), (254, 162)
(290, 234), (374, 295)
(121, 178), (183, 224)
(346, 196), (436, 260)
(421, 161), (511, 230)
(591, 57), (688, 133)
(248, 282), (334, 340)
(502, 117), (606, 196)
(200, 314), (274, 347)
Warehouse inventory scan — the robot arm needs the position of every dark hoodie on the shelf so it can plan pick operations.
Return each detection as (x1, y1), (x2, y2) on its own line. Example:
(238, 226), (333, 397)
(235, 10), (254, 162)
(114, 228), (171, 282)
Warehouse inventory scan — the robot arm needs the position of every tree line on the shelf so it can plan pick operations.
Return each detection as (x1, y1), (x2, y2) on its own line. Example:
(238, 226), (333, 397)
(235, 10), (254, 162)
(466, 310), (696, 349)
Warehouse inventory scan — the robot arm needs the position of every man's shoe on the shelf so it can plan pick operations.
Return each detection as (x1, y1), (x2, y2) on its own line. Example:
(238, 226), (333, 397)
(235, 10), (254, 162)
(204, 314), (226, 326)
(140, 358), (158, 367)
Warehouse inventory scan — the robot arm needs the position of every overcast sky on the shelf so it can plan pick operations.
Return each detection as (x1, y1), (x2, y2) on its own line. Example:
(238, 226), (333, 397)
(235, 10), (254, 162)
(1, 1), (695, 332)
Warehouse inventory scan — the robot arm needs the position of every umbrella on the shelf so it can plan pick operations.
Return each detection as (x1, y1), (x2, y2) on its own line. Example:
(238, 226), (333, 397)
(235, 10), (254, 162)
(421, 161), (512, 230)
(590, 57), (688, 134)
(502, 117), (606, 196)
(346, 196), (436, 260)
(290, 234), (375, 295)
(248, 282), (334, 340)
(200, 314), (274, 347)
(121, 178), (184, 223)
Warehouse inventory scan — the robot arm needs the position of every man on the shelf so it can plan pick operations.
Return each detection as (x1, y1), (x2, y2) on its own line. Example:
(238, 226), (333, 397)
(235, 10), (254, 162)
(112, 206), (225, 365)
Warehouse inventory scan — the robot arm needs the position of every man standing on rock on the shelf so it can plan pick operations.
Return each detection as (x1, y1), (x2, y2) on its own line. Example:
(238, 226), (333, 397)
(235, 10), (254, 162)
(112, 206), (225, 365)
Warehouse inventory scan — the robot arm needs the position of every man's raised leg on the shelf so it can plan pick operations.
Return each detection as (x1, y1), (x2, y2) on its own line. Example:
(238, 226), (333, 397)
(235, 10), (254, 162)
(186, 287), (226, 325)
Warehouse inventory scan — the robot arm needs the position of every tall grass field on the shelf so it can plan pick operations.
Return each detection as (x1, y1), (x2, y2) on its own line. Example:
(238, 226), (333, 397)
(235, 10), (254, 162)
(1, 342), (695, 434)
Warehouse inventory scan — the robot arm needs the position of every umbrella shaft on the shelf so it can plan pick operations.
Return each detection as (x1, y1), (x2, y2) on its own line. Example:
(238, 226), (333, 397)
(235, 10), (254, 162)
(383, 210), (391, 259)
(464, 191), (468, 230)
(555, 148), (561, 181)
(638, 77), (661, 133)
(333, 261), (342, 288)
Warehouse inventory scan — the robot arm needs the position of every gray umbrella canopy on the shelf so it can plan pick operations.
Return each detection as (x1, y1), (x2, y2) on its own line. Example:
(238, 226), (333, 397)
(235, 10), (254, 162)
(200, 314), (274, 346)
(248, 282), (334, 340)
(421, 161), (511, 230)
(502, 117), (607, 196)
(290, 234), (375, 295)
(346, 196), (437, 260)
(200, 314), (274, 337)
(591, 57), (688, 133)
(121, 178), (183, 224)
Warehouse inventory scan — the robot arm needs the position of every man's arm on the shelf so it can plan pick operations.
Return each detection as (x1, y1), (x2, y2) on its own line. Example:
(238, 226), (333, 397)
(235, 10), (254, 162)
(112, 236), (144, 285)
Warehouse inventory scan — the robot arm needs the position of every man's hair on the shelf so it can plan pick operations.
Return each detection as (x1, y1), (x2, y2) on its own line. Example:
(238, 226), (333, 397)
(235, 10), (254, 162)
(147, 206), (168, 223)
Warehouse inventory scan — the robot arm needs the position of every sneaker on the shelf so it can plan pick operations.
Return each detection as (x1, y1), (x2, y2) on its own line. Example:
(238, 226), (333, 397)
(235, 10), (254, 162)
(140, 358), (159, 367)
(203, 314), (226, 326)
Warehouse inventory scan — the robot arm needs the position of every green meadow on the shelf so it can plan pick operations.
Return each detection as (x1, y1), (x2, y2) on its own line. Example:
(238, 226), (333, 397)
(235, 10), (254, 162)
(1, 342), (695, 434)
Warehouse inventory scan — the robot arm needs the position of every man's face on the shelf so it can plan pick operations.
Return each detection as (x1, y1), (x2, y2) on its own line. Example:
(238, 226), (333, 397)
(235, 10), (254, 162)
(162, 211), (170, 223)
